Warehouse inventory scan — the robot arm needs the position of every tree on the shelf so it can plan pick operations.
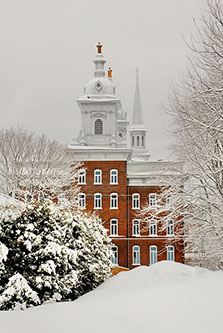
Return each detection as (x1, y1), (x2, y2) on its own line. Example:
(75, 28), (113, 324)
(160, 0), (223, 269)
(0, 126), (80, 205)
(0, 200), (112, 310)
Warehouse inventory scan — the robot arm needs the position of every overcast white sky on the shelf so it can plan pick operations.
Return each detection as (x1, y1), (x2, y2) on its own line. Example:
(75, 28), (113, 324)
(1, 0), (202, 160)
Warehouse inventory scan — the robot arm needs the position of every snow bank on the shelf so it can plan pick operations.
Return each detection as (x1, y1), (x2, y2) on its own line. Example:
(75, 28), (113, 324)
(0, 261), (222, 333)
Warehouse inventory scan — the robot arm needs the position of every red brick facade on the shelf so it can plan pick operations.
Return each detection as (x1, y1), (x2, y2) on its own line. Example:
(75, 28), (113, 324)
(77, 160), (184, 269)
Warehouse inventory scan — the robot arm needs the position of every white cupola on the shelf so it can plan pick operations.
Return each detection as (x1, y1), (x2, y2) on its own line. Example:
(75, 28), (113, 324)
(74, 43), (128, 148)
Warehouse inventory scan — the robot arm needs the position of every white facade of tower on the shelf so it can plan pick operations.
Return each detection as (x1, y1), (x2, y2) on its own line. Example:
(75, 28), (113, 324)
(73, 43), (129, 148)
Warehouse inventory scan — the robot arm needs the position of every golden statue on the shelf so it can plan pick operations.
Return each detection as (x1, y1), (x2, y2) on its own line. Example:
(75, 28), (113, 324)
(97, 42), (102, 54)
(108, 67), (112, 78)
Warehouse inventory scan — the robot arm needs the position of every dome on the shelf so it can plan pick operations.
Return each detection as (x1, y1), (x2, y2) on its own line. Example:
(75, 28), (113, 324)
(85, 77), (115, 97)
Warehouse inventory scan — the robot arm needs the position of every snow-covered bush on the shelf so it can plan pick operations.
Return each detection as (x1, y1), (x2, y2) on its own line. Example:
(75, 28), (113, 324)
(0, 200), (112, 310)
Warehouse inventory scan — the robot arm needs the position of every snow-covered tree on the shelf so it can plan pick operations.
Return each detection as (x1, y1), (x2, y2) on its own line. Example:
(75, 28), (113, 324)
(0, 126), (80, 205)
(159, 0), (223, 269)
(0, 200), (112, 309)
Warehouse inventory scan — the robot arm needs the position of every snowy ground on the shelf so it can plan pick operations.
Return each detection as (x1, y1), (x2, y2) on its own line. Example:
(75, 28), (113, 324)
(1, 261), (222, 333)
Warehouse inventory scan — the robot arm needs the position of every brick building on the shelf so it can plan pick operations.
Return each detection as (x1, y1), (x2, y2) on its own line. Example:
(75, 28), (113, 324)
(69, 43), (184, 269)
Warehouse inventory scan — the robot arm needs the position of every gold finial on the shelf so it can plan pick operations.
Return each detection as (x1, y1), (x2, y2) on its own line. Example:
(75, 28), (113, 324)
(135, 67), (140, 81)
(108, 67), (112, 78)
(96, 42), (103, 54)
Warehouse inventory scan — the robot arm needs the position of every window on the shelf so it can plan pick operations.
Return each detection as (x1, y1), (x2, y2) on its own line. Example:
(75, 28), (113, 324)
(150, 246), (157, 265)
(132, 136), (134, 146)
(94, 193), (102, 209)
(166, 194), (171, 206)
(110, 169), (118, 184)
(167, 220), (174, 236)
(78, 193), (86, 209)
(58, 193), (65, 207)
(142, 135), (144, 147)
(133, 219), (140, 236)
(150, 220), (157, 236)
(95, 119), (103, 135)
(132, 193), (140, 209)
(149, 193), (156, 206)
(78, 169), (86, 184)
(110, 193), (118, 209)
(137, 136), (140, 146)
(94, 169), (102, 184)
(112, 246), (118, 265)
(133, 246), (140, 265)
(25, 193), (33, 203)
(110, 219), (118, 236)
(167, 246), (175, 261)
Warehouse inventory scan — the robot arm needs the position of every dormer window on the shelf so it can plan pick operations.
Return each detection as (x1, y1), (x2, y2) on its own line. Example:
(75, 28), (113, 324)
(95, 119), (103, 135)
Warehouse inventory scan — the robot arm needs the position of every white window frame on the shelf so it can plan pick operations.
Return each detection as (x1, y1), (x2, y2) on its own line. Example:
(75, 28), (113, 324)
(110, 219), (118, 236)
(167, 245), (175, 261)
(166, 194), (171, 206)
(150, 245), (157, 265)
(110, 193), (118, 209)
(149, 220), (157, 236)
(78, 193), (86, 209)
(167, 220), (174, 236)
(132, 193), (140, 209)
(94, 193), (102, 209)
(111, 246), (118, 265)
(78, 169), (86, 185)
(149, 193), (156, 207)
(94, 169), (102, 184)
(133, 245), (140, 265)
(110, 169), (118, 184)
(132, 219), (140, 236)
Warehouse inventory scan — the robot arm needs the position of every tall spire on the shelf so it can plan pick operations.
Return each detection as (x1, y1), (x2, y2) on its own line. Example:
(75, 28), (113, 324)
(129, 69), (150, 160)
(132, 69), (145, 128)
(93, 42), (106, 78)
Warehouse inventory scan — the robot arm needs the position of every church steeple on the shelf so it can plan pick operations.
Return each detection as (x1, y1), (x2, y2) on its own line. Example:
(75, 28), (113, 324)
(93, 42), (106, 78)
(129, 70), (150, 160)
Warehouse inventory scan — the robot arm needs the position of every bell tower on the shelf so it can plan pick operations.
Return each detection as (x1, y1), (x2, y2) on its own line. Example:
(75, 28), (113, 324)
(74, 43), (128, 148)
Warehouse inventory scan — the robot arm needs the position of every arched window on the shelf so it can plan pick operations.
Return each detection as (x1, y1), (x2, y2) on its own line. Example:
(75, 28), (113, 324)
(133, 245), (140, 265)
(132, 193), (140, 209)
(150, 246), (157, 265)
(137, 136), (140, 146)
(95, 119), (103, 134)
(78, 169), (86, 184)
(132, 136), (134, 147)
(167, 246), (175, 261)
(94, 193), (102, 209)
(110, 193), (118, 209)
(167, 220), (174, 236)
(78, 193), (86, 209)
(150, 220), (157, 236)
(110, 219), (118, 236)
(112, 246), (118, 264)
(142, 135), (144, 147)
(132, 219), (140, 236)
(94, 169), (102, 184)
(110, 169), (118, 184)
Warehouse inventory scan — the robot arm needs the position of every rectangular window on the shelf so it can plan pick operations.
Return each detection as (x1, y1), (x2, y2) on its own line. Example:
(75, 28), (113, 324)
(150, 246), (157, 265)
(112, 246), (118, 265)
(133, 246), (140, 265)
(133, 219), (140, 236)
(167, 220), (174, 236)
(110, 169), (118, 184)
(149, 193), (156, 206)
(94, 170), (102, 184)
(132, 193), (140, 209)
(78, 193), (86, 209)
(110, 193), (118, 209)
(167, 246), (175, 261)
(94, 193), (102, 209)
(110, 219), (118, 236)
(150, 220), (157, 236)
(78, 170), (86, 184)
